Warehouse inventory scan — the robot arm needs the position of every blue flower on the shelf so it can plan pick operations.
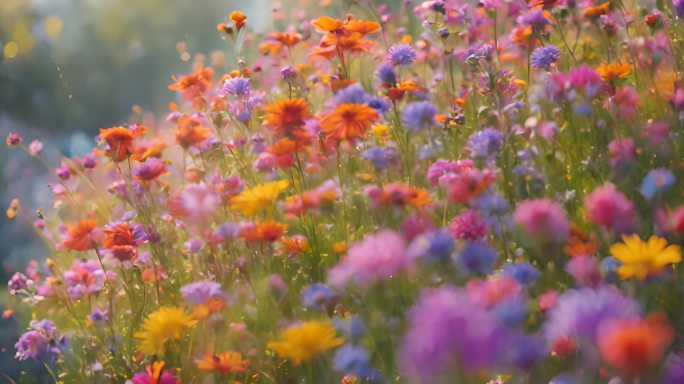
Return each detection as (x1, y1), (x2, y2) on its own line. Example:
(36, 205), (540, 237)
(639, 168), (675, 201)
(387, 44), (417, 66)
(333, 83), (371, 106)
(530, 45), (561, 71)
(502, 262), (541, 286)
(375, 63), (397, 85)
(466, 128), (504, 160)
(333, 344), (372, 378)
(361, 146), (399, 170)
(455, 242), (498, 275)
(402, 101), (437, 131)
(334, 316), (366, 343)
(301, 283), (337, 309)
(408, 229), (455, 263)
(222, 77), (250, 96)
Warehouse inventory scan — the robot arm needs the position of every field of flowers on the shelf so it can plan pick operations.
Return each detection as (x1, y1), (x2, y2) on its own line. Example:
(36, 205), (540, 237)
(6, 0), (684, 382)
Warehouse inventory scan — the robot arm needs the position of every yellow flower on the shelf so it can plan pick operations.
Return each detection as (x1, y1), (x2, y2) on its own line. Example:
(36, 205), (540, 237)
(609, 235), (681, 280)
(230, 180), (289, 216)
(135, 307), (197, 355)
(596, 62), (631, 83)
(267, 320), (344, 365)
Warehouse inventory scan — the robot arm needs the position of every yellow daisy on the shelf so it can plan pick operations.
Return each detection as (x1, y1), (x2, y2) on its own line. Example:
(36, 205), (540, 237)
(609, 235), (681, 280)
(230, 180), (290, 216)
(267, 320), (344, 365)
(134, 307), (197, 355)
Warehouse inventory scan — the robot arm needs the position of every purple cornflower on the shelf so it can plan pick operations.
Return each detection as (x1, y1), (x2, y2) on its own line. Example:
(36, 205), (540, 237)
(407, 229), (456, 263)
(455, 242), (498, 276)
(301, 283), (337, 309)
(402, 101), (437, 131)
(361, 146), (399, 170)
(400, 286), (503, 381)
(222, 77), (250, 96)
(502, 262), (541, 286)
(15, 320), (63, 363)
(180, 280), (227, 306)
(279, 66), (297, 80)
(543, 285), (640, 344)
(466, 128), (504, 160)
(328, 230), (411, 288)
(332, 83), (371, 106)
(530, 45), (561, 70)
(375, 63), (397, 86)
(640, 168), (675, 201)
(513, 199), (569, 243)
(387, 44), (417, 66)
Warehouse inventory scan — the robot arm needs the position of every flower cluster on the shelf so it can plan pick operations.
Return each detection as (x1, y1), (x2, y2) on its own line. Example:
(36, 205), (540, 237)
(7, 1), (684, 383)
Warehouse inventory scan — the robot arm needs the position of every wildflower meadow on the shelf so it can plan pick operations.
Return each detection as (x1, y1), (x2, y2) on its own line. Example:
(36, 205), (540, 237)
(7, 0), (684, 382)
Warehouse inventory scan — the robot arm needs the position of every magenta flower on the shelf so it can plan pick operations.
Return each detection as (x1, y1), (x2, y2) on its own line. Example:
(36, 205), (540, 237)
(584, 183), (636, 233)
(513, 199), (569, 243)
(328, 230), (411, 287)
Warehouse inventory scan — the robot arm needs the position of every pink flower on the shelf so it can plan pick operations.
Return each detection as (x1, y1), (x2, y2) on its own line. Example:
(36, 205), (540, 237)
(584, 183), (635, 233)
(606, 86), (640, 120)
(167, 183), (219, 224)
(513, 199), (569, 242)
(328, 230), (411, 287)
(449, 210), (488, 241)
(565, 255), (602, 287)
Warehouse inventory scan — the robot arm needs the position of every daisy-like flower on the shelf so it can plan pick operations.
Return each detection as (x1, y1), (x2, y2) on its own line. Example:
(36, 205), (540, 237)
(99, 125), (146, 162)
(320, 103), (379, 144)
(596, 62), (631, 83)
(175, 116), (211, 149)
(196, 351), (250, 374)
(609, 234), (681, 280)
(230, 180), (289, 216)
(267, 320), (344, 365)
(134, 307), (197, 356)
(262, 98), (312, 135)
(168, 65), (214, 103)
(62, 219), (100, 251)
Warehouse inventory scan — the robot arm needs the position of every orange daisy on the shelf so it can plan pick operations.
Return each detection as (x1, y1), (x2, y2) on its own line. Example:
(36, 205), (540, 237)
(168, 65), (214, 103)
(259, 32), (303, 55)
(230, 11), (247, 30)
(320, 103), (379, 143)
(262, 98), (312, 135)
(175, 116), (212, 149)
(62, 219), (100, 251)
(99, 125), (145, 162)
(197, 351), (250, 375)
(596, 62), (631, 83)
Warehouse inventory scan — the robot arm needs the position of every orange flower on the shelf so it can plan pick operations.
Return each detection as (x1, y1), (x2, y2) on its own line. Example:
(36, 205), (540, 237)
(168, 65), (214, 103)
(510, 26), (535, 47)
(281, 236), (309, 254)
(563, 227), (597, 257)
(103, 222), (138, 261)
(63, 219), (100, 251)
(99, 126), (145, 162)
(528, 0), (560, 9)
(345, 20), (380, 35)
(175, 116), (211, 149)
(259, 32), (303, 55)
(596, 62), (631, 83)
(598, 313), (674, 375)
(583, 1), (611, 18)
(310, 32), (374, 59)
(312, 16), (347, 34)
(240, 221), (287, 243)
(320, 103), (379, 143)
(262, 98), (312, 135)
(197, 351), (250, 375)
(230, 11), (247, 30)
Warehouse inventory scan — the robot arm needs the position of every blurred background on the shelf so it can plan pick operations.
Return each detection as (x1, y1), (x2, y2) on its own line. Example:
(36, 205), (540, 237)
(0, 0), (278, 378)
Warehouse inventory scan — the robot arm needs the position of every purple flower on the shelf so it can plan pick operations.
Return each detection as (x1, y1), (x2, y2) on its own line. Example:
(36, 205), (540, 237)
(402, 101), (437, 132)
(466, 128), (504, 160)
(55, 166), (70, 180)
(502, 262), (541, 286)
(400, 286), (503, 381)
(455, 242), (498, 275)
(90, 308), (109, 324)
(15, 320), (63, 363)
(180, 280), (226, 306)
(530, 45), (561, 70)
(387, 44), (417, 66)
(279, 66), (297, 80)
(674, 0), (684, 17)
(407, 229), (456, 263)
(334, 316), (366, 343)
(640, 168), (675, 201)
(8, 272), (29, 293)
(301, 283), (337, 309)
(63, 260), (114, 300)
(361, 146), (399, 170)
(503, 333), (546, 371)
(663, 354), (684, 384)
(375, 63), (397, 85)
(222, 77), (250, 96)
(332, 83), (371, 106)
(565, 255), (602, 287)
(543, 285), (640, 344)
(82, 153), (98, 169)
(328, 230), (411, 288)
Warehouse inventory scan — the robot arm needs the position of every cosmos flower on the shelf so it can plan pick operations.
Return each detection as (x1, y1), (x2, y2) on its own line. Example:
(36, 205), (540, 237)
(267, 321), (344, 365)
(320, 103), (379, 143)
(168, 65), (214, 103)
(99, 125), (145, 162)
(62, 219), (100, 251)
(263, 98), (312, 136)
(609, 234), (681, 280)
(134, 307), (197, 355)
